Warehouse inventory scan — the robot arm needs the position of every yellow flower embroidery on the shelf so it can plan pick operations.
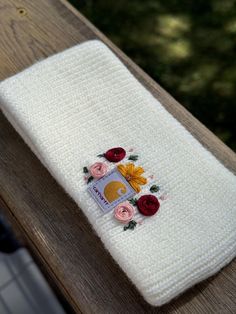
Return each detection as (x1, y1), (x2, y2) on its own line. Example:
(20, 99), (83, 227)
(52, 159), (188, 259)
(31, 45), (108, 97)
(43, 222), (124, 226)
(117, 163), (147, 193)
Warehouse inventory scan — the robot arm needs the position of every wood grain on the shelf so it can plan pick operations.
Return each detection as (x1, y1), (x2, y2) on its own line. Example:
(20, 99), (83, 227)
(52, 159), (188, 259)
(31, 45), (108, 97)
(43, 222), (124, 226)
(0, 0), (235, 313)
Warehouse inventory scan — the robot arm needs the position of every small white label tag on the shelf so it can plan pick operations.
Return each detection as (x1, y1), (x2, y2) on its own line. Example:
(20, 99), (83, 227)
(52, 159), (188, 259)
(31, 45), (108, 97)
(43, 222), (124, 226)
(88, 168), (136, 213)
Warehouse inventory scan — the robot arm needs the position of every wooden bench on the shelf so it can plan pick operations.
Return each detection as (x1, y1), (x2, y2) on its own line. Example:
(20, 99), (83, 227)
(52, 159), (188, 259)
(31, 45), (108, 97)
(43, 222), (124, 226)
(0, 0), (235, 313)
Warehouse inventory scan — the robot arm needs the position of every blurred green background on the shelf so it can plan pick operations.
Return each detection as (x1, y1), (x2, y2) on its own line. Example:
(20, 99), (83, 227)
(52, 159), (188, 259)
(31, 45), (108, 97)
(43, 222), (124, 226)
(72, 0), (236, 151)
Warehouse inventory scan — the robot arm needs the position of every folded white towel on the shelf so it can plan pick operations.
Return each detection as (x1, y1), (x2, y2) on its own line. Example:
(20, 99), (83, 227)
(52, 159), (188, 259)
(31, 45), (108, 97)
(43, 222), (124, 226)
(0, 40), (235, 306)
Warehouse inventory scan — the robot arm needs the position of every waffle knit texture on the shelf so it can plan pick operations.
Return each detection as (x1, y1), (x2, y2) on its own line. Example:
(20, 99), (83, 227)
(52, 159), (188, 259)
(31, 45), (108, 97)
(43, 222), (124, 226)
(0, 40), (236, 306)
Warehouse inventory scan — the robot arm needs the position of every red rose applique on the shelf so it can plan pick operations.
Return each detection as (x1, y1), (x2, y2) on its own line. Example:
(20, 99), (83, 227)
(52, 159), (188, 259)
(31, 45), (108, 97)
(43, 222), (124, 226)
(104, 147), (126, 162)
(137, 195), (160, 216)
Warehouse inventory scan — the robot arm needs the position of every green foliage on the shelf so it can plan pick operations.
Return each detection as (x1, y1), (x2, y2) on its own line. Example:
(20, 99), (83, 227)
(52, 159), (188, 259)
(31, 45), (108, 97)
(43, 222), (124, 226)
(128, 155), (139, 161)
(124, 220), (137, 231)
(129, 198), (137, 206)
(83, 166), (89, 173)
(150, 185), (160, 193)
(87, 176), (94, 184)
(72, 0), (236, 151)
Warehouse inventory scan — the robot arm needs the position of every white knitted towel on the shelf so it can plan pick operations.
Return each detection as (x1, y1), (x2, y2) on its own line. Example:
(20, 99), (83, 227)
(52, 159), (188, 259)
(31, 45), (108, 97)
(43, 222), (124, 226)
(0, 40), (236, 306)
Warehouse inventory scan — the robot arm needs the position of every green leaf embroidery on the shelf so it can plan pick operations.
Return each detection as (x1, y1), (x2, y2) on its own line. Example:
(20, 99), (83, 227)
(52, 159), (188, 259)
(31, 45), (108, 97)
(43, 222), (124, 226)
(87, 176), (94, 184)
(83, 166), (89, 173)
(150, 185), (160, 193)
(97, 153), (105, 158)
(128, 155), (138, 161)
(124, 220), (137, 231)
(129, 198), (137, 206)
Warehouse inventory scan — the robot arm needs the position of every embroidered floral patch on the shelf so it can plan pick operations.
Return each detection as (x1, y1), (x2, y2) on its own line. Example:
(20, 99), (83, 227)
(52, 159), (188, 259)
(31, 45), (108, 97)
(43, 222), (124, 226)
(88, 168), (136, 213)
(83, 147), (167, 231)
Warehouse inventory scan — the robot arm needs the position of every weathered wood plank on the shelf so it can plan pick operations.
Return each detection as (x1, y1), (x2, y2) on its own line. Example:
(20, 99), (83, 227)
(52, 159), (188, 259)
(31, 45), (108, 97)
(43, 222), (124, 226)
(0, 0), (235, 313)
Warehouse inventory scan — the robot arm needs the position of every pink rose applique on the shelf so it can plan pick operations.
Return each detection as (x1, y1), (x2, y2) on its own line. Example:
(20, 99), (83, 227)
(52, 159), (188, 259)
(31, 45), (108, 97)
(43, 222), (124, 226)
(89, 162), (108, 179)
(114, 201), (135, 224)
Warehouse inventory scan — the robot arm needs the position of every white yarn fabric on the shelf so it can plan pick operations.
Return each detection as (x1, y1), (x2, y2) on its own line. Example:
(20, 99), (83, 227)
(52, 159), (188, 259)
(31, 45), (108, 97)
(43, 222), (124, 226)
(0, 40), (236, 306)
